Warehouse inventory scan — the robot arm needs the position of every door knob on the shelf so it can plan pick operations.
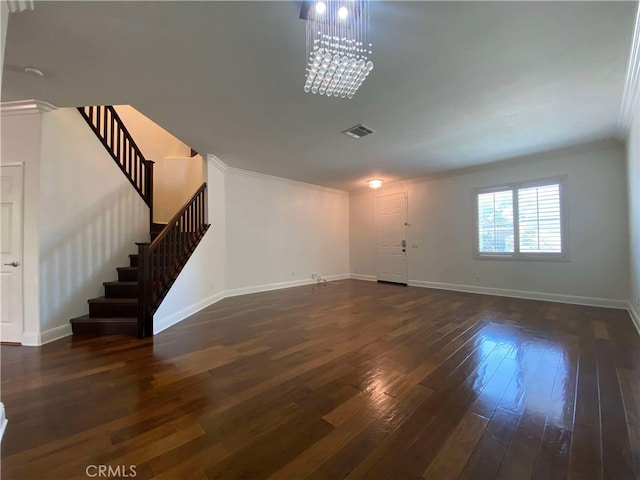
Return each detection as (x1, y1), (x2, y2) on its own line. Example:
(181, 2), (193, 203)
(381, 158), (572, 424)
(4, 261), (19, 267)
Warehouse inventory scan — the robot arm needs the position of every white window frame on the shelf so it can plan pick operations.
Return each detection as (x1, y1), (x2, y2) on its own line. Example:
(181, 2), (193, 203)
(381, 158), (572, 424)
(473, 175), (569, 261)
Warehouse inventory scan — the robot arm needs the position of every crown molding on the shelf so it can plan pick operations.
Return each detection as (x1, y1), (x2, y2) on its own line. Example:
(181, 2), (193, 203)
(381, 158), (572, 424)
(1, 100), (58, 116)
(618, 1), (640, 137)
(207, 154), (348, 196)
(226, 165), (349, 196)
(6, 0), (34, 13)
(206, 154), (228, 173)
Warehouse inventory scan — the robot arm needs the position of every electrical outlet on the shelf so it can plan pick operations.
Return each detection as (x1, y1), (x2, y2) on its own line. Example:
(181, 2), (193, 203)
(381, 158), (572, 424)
(475, 274), (480, 282)
(311, 272), (317, 279)
(291, 272), (295, 277)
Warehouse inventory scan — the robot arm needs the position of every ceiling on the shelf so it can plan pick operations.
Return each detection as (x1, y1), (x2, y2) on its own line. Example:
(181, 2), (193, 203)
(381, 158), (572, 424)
(2, 1), (636, 191)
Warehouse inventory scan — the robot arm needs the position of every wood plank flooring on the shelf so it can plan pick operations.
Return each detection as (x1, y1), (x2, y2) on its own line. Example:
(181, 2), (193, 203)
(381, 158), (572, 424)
(2, 279), (639, 479)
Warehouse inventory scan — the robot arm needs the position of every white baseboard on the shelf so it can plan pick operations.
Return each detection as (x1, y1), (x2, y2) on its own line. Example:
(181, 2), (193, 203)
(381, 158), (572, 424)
(40, 324), (73, 344)
(224, 273), (351, 298)
(350, 274), (377, 282)
(21, 324), (72, 346)
(21, 331), (40, 346)
(407, 279), (629, 309)
(321, 273), (352, 282)
(153, 291), (226, 335)
(628, 302), (640, 336)
(224, 278), (317, 298)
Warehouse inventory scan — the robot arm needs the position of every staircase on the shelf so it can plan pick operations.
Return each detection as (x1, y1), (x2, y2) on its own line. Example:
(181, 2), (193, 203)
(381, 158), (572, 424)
(69, 224), (165, 335)
(70, 105), (210, 338)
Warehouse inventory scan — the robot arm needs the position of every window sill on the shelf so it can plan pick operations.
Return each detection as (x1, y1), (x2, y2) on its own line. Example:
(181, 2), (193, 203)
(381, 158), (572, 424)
(474, 254), (570, 262)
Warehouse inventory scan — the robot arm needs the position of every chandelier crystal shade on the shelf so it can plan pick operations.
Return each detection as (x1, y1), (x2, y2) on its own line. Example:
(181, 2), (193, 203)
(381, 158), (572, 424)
(303, 0), (373, 99)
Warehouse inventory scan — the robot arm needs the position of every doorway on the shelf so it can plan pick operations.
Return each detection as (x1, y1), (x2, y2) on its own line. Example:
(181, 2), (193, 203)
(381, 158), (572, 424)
(1, 164), (24, 343)
(376, 192), (408, 284)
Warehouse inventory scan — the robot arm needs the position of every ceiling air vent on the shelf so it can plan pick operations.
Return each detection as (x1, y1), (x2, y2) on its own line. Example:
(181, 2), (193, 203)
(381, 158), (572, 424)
(342, 124), (375, 139)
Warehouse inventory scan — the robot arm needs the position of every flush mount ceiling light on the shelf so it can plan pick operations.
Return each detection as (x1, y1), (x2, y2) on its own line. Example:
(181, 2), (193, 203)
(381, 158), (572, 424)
(300, 0), (374, 99)
(368, 179), (383, 190)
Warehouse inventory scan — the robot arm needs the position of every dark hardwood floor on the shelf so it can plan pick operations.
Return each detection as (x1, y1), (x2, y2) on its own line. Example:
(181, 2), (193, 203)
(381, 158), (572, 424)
(2, 279), (639, 480)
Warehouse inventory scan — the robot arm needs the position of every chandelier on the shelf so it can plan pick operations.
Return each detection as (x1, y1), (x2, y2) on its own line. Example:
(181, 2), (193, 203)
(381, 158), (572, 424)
(302, 0), (373, 99)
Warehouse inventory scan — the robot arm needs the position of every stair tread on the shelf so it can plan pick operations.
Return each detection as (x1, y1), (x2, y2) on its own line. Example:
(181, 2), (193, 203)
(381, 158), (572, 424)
(117, 266), (138, 270)
(103, 281), (138, 286)
(88, 296), (137, 304)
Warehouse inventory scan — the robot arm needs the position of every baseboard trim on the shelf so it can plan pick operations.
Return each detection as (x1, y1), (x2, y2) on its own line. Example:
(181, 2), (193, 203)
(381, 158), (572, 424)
(628, 302), (640, 336)
(40, 324), (73, 345)
(350, 274), (377, 282)
(154, 291), (226, 335)
(323, 273), (352, 282)
(224, 274), (351, 298)
(406, 279), (628, 309)
(224, 278), (318, 298)
(21, 331), (40, 346)
(21, 324), (72, 346)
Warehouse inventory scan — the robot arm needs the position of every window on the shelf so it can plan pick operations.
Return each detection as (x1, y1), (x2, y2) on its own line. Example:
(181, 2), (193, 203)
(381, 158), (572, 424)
(475, 177), (567, 260)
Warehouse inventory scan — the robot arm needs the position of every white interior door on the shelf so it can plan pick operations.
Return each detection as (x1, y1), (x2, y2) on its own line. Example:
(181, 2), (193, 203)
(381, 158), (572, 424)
(1, 165), (24, 343)
(376, 192), (408, 284)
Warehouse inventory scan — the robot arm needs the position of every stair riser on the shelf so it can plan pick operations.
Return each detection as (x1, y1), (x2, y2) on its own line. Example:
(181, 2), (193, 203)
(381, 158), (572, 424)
(89, 302), (138, 318)
(118, 269), (138, 281)
(71, 322), (137, 336)
(104, 284), (138, 298)
(131, 253), (189, 267)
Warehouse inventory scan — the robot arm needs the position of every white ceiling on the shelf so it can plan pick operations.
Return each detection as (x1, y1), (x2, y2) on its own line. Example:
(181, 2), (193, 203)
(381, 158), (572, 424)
(2, 1), (636, 191)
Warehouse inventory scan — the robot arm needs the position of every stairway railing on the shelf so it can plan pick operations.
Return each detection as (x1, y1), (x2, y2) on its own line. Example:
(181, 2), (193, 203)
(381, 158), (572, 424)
(136, 183), (210, 337)
(77, 105), (154, 228)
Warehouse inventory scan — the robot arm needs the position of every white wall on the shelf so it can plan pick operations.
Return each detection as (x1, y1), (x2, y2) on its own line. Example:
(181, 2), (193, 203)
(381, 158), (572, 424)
(154, 155), (204, 222)
(1, 112), (42, 342)
(351, 140), (629, 304)
(225, 170), (350, 293)
(38, 108), (149, 334)
(628, 106), (640, 325)
(153, 159), (226, 333)
(114, 105), (190, 161)
(154, 160), (350, 331)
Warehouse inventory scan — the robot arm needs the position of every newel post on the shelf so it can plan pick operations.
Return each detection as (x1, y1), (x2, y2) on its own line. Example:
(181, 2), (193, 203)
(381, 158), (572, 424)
(144, 160), (155, 233)
(136, 242), (152, 338)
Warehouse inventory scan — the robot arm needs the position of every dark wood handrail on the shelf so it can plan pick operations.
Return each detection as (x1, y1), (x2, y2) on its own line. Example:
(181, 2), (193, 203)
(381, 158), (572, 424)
(149, 183), (207, 248)
(77, 106), (154, 227)
(137, 182), (209, 337)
